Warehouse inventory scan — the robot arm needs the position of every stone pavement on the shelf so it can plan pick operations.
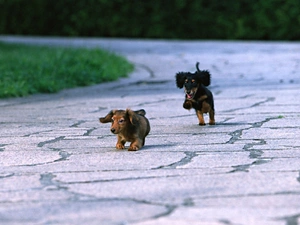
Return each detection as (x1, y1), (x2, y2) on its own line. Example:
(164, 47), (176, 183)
(0, 36), (300, 225)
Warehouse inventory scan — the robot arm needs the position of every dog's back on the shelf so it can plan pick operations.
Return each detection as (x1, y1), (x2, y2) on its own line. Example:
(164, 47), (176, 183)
(133, 110), (150, 138)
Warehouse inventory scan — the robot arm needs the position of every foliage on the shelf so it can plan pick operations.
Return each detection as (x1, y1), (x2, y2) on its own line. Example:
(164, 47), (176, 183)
(0, 42), (134, 98)
(0, 0), (299, 40)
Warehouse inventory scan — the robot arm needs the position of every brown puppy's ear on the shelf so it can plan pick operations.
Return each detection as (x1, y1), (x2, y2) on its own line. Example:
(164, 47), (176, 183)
(99, 110), (115, 123)
(126, 109), (139, 125)
(195, 70), (211, 86)
(134, 109), (146, 116)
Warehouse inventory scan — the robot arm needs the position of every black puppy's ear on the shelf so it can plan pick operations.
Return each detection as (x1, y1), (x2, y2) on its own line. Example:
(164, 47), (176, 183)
(195, 70), (211, 86)
(99, 110), (115, 123)
(175, 72), (187, 88)
(126, 109), (139, 125)
(134, 109), (146, 116)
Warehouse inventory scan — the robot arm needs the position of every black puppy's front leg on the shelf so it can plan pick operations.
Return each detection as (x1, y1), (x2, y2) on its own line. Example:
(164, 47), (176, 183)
(183, 99), (193, 109)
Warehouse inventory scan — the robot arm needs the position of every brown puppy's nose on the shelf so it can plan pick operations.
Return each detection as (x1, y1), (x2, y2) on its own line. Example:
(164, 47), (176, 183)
(111, 128), (116, 133)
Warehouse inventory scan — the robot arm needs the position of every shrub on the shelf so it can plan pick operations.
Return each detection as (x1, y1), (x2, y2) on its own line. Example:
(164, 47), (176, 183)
(0, 0), (299, 40)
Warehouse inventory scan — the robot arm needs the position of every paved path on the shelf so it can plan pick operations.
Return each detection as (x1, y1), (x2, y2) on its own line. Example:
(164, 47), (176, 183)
(0, 36), (300, 225)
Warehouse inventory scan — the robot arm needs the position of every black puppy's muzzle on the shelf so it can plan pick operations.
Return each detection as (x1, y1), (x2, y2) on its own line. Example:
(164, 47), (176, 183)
(184, 81), (198, 99)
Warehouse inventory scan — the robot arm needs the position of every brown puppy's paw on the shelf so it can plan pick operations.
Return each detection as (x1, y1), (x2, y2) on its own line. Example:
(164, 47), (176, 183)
(128, 145), (139, 151)
(116, 143), (125, 149)
(199, 123), (206, 126)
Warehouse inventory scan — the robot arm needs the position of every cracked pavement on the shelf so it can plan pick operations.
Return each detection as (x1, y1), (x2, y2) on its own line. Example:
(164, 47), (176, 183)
(0, 36), (300, 225)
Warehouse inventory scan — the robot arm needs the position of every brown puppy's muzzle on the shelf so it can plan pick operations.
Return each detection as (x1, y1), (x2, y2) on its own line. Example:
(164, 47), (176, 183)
(111, 128), (116, 134)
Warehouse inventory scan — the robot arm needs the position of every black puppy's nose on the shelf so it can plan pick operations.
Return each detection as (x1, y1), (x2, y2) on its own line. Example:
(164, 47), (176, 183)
(111, 128), (116, 133)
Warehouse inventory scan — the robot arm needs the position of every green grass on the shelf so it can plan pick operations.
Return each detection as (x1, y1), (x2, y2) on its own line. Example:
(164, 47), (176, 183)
(0, 42), (134, 98)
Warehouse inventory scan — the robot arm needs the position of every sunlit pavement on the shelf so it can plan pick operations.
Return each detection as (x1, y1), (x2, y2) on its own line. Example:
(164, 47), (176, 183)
(0, 36), (300, 225)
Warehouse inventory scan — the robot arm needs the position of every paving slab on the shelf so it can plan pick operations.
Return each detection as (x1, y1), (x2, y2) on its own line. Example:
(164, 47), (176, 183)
(0, 36), (300, 225)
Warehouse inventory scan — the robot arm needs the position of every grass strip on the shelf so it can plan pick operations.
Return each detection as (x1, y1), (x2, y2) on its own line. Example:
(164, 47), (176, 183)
(0, 42), (134, 98)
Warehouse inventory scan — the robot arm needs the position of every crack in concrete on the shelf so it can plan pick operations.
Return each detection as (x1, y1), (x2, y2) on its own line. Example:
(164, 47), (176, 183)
(226, 117), (282, 173)
(250, 97), (275, 107)
(40, 173), (56, 186)
(136, 63), (155, 78)
(153, 151), (198, 169)
(40, 172), (68, 191)
(228, 158), (272, 173)
(39, 174), (179, 225)
(133, 80), (170, 85)
(276, 213), (300, 225)
(182, 198), (195, 207)
(219, 219), (242, 225)
(54, 151), (72, 162)
(59, 174), (180, 185)
(226, 117), (278, 145)
(0, 172), (14, 179)
(16, 150), (71, 167)
(89, 106), (107, 113)
(243, 139), (266, 159)
(83, 127), (96, 136)
(69, 120), (85, 127)
(239, 94), (254, 99)
(199, 190), (300, 200)
(151, 204), (177, 219)
(23, 129), (53, 137)
(223, 97), (275, 113)
(37, 136), (65, 147)
(226, 129), (244, 144)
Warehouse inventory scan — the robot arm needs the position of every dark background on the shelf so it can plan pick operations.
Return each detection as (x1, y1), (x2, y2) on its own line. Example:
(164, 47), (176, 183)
(1, 0), (299, 40)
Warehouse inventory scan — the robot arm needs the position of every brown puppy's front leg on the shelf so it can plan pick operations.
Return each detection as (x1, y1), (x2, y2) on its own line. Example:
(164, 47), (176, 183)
(196, 110), (206, 126)
(116, 136), (125, 149)
(128, 138), (143, 151)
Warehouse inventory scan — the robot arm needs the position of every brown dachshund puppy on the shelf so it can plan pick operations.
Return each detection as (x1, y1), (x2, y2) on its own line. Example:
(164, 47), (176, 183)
(99, 109), (150, 151)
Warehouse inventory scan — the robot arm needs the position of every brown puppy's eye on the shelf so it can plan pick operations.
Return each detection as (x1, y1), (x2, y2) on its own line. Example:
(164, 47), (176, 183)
(119, 119), (125, 124)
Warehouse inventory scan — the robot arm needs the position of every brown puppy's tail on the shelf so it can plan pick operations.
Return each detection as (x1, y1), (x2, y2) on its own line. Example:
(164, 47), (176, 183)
(134, 109), (146, 116)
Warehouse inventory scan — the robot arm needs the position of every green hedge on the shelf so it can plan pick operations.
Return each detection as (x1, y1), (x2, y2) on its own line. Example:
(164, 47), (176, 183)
(0, 0), (300, 40)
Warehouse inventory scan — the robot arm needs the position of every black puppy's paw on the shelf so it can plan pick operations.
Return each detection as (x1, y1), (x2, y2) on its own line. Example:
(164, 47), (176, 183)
(183, 100), (193, 109)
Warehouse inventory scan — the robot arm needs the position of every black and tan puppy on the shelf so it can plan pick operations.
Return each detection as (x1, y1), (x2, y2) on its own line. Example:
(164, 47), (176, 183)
(99, 109), (150, 151)
(176, 62), (215, 125)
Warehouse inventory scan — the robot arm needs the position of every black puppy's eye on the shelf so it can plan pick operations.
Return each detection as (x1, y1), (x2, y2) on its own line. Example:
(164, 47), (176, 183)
(192, 79), (195, 83)
(184, 79), (188, 83)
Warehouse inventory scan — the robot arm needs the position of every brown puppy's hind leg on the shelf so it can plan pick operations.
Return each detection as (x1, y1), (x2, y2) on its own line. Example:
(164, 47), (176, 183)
(128, 138), (143, 151)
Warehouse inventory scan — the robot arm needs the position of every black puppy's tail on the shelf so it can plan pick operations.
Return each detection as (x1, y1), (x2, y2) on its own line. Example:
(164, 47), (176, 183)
(196, 62), (200, 72)
(195, 62), (211, 86)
